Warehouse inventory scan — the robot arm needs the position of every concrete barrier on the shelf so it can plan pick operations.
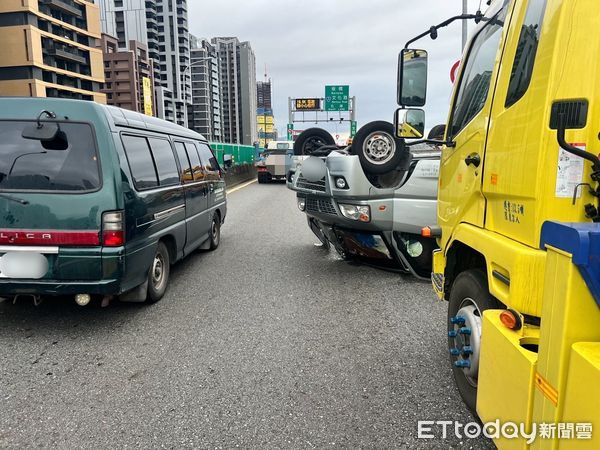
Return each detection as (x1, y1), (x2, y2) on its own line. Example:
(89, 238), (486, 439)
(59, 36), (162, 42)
(224, 163), (256, 187)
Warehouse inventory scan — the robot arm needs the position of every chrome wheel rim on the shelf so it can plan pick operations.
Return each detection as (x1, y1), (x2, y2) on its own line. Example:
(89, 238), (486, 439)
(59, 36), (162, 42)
(363, 131), (396, 165)
(151, 253), (166, 289)
(212, 219), (220, 245)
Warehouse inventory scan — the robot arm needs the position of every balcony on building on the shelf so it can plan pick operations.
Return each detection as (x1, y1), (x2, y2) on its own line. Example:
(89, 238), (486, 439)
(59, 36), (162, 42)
(40, 0), (82, 16)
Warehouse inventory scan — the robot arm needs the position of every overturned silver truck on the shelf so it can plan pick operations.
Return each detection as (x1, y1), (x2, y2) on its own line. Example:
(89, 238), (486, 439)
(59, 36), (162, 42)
(287, 121), (442, 278)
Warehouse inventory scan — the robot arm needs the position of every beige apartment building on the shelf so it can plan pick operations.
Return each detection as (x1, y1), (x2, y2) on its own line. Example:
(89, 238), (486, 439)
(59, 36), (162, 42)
(0, 0), (106, 103)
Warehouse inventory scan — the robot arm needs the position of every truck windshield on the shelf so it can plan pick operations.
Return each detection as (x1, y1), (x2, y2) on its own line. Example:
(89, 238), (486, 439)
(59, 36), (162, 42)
(0, 121), (100, 192)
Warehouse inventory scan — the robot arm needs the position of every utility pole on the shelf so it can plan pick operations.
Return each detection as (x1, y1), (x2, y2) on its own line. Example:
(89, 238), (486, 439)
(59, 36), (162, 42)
(462, 0), (468, 50)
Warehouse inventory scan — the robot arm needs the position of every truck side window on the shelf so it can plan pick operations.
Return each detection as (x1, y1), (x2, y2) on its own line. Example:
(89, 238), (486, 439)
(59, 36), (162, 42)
(121, 135), (158, 190)
(147, 138), (179, 186)
(449, 8), (507, 137)
(505, 0), (547, 107)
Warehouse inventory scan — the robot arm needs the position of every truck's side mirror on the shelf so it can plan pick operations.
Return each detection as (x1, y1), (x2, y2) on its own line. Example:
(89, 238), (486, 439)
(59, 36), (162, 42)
(394, 108), (425, 139)
(397, 48), (428, 107)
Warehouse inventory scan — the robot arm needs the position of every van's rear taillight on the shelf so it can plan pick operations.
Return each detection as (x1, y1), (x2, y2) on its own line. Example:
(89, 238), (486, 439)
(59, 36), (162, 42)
(102, 211), (124, 247)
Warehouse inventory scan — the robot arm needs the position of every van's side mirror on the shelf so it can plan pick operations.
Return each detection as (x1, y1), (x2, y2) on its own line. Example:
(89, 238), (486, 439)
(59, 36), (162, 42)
(394, 108), (425, 139)
(397, 48), (428, 107)
(223, 154), (233, 169)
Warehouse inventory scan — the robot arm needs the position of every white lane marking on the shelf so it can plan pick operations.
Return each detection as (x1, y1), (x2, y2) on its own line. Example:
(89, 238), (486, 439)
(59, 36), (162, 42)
(227, 179), (257, 194)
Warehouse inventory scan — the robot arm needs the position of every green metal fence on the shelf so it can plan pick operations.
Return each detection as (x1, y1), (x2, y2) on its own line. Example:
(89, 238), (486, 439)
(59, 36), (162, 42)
(209, 142), (256, 166)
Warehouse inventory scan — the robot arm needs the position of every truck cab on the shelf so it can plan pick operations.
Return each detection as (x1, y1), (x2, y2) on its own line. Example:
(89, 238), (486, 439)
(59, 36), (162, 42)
(396, 0), (600, 446)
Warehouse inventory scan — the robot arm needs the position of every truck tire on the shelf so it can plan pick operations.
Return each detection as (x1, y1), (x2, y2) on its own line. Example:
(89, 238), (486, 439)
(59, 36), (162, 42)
(146, 241), (170, 303)
(351, 121), (408, 175)
(293, 128), (335, 156)
(447, 269), (500, 413)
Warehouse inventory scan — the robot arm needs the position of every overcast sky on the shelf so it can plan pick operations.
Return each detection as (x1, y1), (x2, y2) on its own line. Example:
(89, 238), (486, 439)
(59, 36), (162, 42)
(189, 0), (487, 137)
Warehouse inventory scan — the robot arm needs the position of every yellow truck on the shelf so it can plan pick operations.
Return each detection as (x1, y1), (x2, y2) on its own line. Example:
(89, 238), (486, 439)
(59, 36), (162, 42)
(396, 0), (600, 448)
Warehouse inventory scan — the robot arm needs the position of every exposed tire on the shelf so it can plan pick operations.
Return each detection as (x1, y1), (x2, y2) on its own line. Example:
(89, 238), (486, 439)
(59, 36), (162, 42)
(146, 241), (170, 303)
(293, 128), (335, 156)
(428, 124), (446, 140)
(350, 121), (408, 175)
(447, 269), (499, 413)
(209, 213), (221, 250)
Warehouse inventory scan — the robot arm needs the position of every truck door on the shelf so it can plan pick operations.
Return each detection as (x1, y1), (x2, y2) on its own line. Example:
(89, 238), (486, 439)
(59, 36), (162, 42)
(438, 3), (512, 242)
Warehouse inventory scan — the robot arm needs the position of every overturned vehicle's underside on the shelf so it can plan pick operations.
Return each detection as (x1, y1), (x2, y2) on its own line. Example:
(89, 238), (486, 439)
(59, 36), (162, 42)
(287, 121), (441, 278)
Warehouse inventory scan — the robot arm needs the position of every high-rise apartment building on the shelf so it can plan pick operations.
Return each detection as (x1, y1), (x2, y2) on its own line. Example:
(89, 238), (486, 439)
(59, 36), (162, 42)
(0, 0), (106, 103)
(188, 36), (222, 141)
(97, 0), (191, 126)
(99, 34), (155, 115)
(212, 37), (257, 146)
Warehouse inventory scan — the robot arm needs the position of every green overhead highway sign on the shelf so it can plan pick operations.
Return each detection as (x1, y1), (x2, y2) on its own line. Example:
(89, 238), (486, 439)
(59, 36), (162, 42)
(325, 85), (349, 111)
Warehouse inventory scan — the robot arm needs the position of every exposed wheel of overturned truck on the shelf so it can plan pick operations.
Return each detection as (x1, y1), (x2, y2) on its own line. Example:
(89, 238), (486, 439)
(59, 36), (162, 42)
(350, 121), (409, 175)
(293, 128), (336, 156)
(428, 124), (446, 140)
(447, 269), (501, 413)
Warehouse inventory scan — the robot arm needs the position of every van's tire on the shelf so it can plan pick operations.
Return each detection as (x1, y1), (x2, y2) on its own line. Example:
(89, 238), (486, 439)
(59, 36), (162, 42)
(293, 128), (335, 156)
(447, 269), (499, 413)
(146, 241), (170, 303)
(428, 124), (446, 140)
(209, 213), (221, 250)
(350, 121), (408, 175)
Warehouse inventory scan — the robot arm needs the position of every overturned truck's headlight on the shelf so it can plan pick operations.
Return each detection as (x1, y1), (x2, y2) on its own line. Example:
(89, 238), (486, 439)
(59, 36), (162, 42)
(339, 204), (370, 222)
(297, 198), (306, 211)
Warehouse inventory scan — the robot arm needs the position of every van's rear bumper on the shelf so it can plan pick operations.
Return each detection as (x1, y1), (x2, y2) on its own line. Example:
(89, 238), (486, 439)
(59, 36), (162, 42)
(0, 278), (121, 296)
(0, 246), (125, 297)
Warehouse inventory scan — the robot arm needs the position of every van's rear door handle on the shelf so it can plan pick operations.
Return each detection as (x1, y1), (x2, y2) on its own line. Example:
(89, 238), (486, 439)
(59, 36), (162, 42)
(464, 153), (481, 168)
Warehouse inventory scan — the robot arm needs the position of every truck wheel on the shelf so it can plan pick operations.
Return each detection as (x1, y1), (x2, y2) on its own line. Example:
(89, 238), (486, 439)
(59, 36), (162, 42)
(146, 241), (170, 303)
(447, 269), (499, 413)
(209, 213), (221, 250)
(293, 128), (335, 156)
(351, 121), (408, 175)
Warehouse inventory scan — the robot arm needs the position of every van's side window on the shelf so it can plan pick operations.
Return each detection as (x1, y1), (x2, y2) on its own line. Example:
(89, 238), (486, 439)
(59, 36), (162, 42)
(121, 135), (158, 190)
(184, 142), (205, 181)
(147, 138), (179, 186)
(197, 143), (220, 175)
(505, 0), (547, 107)
(448, 7), (507, 137)
(174, 141), (192, 183)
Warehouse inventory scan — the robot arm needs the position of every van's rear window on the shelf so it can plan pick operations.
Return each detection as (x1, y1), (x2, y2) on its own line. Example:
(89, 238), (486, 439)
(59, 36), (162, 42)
(0, 121), (100, 192)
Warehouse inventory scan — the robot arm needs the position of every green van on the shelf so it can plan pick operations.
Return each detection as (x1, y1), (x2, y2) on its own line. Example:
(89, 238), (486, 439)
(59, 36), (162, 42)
(0, 98), (227, 305)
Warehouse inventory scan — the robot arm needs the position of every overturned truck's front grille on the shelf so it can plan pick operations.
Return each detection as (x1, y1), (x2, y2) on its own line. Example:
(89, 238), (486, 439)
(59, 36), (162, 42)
(306, 197), (337, 215)
(296, 176), (326, 192)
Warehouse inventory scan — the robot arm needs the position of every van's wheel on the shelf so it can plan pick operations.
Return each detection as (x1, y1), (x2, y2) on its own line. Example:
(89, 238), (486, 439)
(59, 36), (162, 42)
(447, 269), (499, 413)
(146, 241), (170, 303)
(351, 121), (408, 175)
(209, 213), (221, 250)
(293, 128), (335, 156)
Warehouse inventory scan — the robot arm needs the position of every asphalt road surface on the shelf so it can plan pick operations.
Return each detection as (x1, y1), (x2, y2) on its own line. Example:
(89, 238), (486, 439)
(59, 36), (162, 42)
(0, 181), (494, 449)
